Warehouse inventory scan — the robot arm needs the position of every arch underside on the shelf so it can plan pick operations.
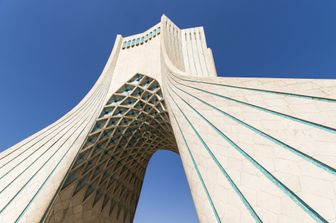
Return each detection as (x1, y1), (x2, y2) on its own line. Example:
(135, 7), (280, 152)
(44, 74), (177, 223)
(2, 15), (336, 223)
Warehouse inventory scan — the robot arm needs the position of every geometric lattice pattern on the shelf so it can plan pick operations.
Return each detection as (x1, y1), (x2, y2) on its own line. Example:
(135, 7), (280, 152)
(1, 15), (335, 223)
(44, 74), (177, 223)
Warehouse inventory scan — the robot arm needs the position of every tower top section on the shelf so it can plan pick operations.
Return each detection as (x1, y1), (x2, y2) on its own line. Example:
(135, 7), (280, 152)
(109, 15), (217, 84)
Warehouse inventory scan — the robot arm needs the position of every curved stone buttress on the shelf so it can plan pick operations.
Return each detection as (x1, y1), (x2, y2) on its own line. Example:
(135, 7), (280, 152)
(0, 15), (336, 223)
(44, 74), (177, 223)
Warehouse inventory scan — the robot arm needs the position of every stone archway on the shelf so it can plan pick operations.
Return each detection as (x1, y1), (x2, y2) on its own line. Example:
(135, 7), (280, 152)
(44, 74), (177, 223)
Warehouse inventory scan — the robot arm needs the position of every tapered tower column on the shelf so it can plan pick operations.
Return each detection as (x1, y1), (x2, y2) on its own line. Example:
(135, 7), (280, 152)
(0, 15), (335, 223)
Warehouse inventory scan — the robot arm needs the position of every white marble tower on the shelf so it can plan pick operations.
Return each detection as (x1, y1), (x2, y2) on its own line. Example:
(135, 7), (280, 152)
(0, 15), (336, 223)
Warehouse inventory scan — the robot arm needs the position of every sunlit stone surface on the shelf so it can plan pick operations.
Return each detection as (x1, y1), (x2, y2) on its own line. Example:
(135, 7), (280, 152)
(0, 15), (335, 223)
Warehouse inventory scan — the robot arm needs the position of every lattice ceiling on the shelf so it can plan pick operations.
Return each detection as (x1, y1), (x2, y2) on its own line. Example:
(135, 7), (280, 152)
(45, 74), (178, 223)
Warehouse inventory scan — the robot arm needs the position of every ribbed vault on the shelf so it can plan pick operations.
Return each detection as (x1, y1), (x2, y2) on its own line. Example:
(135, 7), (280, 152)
(44, 74), (177, 223)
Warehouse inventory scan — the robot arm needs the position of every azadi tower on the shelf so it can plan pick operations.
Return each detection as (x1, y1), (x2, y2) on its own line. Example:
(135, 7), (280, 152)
(0, 15), (336, 223)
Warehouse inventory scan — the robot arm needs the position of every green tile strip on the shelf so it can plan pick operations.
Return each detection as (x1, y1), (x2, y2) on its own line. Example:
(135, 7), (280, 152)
(168, 75), (336, 176)
(14, 85), (108, 222)
(167, 89), (262, 223)
(170, 74), (336, 134)
(170, 112), (221, 223)
(166, 75), (327, 223)
(170, 73), (336, 103)
(0, 87), (105, 185)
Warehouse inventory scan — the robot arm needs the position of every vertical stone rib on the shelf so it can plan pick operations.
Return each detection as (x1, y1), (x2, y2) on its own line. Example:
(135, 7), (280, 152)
(0, 15), (335, 223)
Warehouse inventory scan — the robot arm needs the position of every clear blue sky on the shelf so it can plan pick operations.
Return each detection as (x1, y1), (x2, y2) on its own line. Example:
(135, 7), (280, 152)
(0, 0), (336, 222)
